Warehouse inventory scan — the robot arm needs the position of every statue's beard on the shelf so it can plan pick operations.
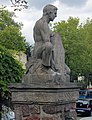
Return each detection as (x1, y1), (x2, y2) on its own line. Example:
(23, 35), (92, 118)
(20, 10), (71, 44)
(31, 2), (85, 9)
(49, 17), (55, 21)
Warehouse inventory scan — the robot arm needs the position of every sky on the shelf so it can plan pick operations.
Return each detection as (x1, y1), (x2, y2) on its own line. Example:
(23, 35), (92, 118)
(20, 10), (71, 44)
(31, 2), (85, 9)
(0, 0), (92, 45)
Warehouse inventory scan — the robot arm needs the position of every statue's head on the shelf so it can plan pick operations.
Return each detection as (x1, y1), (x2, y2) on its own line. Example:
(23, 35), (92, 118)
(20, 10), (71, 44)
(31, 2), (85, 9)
(43, 4), (57, 21)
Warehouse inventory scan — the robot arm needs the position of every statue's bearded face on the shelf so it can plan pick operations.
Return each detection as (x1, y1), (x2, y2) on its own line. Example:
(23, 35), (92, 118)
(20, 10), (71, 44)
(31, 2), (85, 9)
(48, 10), (57, 21)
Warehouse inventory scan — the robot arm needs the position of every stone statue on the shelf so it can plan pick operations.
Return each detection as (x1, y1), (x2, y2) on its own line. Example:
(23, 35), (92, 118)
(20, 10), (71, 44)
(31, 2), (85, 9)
(25, 43), (31, 61)
(33, 4), (59, 74)
(10, 5), (78, 120)
(22, 4), (70, 84)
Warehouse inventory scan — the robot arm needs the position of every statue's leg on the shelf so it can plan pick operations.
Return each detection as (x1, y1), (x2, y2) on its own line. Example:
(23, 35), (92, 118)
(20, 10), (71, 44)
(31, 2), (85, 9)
(50, 50), (58, 72)
(42, 42), (52, 67)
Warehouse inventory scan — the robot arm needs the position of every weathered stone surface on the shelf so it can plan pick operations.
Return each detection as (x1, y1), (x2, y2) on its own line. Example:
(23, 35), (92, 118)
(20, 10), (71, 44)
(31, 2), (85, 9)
(14, 105), (22, 120)
(42, 103), (76, 115)
(53, 33), (70, 82)
(23, 114), (40, 120)
(29, 105), (40, 114)
(42, 105), (64, 114)
(42, 116), (58, 120)
(69, 110), (77, 120)
(9, 83), (79, 120)
(22, 64), (63, 84)
(22, 4), (70, 84)
(64, 110), (77, 120)
(10, 83), (79, 103)
(22, 33), (70, 84)
(22, 105), (30, 117)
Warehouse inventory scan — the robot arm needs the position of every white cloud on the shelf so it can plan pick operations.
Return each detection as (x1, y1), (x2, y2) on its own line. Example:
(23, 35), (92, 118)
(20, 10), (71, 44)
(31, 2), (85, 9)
(83, 0), (92, 13)
(11, 0), (92, 44)
(1, 0), (92, 45)
(60, 0), (87, 7)
(8, 7), (42, 45)
(54, 0), (92, 24)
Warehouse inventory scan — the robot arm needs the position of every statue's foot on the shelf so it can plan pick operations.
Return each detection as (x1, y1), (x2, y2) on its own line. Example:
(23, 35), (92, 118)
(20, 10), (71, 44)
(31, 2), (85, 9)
(40, 66), (56, 75)
(40, 65), (62, 76)
(48, 68), (56, 75)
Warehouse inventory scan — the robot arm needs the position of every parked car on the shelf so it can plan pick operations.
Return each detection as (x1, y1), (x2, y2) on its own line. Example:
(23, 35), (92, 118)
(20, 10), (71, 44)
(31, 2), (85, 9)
(80, 117), (92, 120)
(76, 99), (92, 116)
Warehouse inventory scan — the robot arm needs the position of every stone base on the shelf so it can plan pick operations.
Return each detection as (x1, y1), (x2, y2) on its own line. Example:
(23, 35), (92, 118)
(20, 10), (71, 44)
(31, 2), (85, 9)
(9, 83), (79, 120)
(14, 103), (77, 120)
(23, 58), (65, 84)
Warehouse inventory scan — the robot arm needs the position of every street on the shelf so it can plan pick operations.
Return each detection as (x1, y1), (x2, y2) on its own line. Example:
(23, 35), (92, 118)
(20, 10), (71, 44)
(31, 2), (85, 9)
(77, 112), (92, 120)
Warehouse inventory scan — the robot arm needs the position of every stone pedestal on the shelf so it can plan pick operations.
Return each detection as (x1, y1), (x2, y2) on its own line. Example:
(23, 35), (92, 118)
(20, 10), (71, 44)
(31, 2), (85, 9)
(9, 83), (79, 120)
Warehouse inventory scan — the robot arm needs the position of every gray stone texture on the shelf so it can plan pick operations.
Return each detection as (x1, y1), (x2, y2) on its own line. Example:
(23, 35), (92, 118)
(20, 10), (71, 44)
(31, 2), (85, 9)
(9, 83), (79, 120)
(22, 4), (70, 84)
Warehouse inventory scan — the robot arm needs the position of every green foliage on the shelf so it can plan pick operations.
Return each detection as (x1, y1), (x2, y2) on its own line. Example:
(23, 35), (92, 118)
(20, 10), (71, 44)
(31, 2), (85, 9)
(0, 6), (26, 108)
(0, 25), (26, 51)
(53, 17), (92, 82)
(0, 45), (24, 84)
(0, 7), (20, 30)
(0, 80), (10, 98)
(0, 45), (25, 105)
(0, 7), (26, 52)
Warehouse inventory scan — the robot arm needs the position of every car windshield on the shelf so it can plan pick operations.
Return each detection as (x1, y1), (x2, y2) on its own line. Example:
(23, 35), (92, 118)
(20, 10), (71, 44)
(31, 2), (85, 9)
(79, 89), (92, 98)
(79, 90), (87, 98)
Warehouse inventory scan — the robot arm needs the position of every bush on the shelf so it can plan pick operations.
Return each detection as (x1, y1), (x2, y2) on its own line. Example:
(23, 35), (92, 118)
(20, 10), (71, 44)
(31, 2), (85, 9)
(0, 45), (24, 84)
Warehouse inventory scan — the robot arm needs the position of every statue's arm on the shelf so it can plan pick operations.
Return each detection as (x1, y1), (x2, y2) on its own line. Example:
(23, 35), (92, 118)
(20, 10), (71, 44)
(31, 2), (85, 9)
(39, 21), (50, 42)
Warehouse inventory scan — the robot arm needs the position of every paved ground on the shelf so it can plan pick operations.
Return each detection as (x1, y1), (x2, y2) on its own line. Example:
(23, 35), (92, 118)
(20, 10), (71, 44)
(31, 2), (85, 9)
(77, 112), (92, 120)
(77, 116), (82, 120)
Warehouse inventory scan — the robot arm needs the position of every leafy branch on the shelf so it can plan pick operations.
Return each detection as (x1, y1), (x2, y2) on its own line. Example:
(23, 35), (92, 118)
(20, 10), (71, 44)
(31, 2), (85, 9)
(10, 0), (28, 11)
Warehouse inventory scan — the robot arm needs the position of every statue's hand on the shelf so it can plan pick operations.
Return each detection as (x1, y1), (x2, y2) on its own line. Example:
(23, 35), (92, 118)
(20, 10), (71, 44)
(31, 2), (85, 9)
(50, 32), (55, 45)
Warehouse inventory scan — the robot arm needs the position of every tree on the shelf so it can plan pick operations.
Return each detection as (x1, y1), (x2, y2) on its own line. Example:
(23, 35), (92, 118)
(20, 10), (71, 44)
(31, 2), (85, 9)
(0, 7), (26, 52)
(0, 45), (24, 83)
(80, 19), (92, 84)
(0, 7), (26, 91)
(10, 0), (28, 11)
(53, 17), (92, 82)
(0, 45), (25, 118)
(0, 25), (26, 51)
(0, 7), (26, 118)
(0, 7), (20, 30)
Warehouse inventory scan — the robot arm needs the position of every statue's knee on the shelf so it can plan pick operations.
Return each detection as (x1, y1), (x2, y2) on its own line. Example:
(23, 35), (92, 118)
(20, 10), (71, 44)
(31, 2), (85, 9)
(45, 42), (52, 51)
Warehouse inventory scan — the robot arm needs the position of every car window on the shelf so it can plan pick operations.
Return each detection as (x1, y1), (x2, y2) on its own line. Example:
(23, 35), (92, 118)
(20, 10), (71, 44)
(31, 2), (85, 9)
(79, 90), (92, 99)
(86, 91), (92, 98)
